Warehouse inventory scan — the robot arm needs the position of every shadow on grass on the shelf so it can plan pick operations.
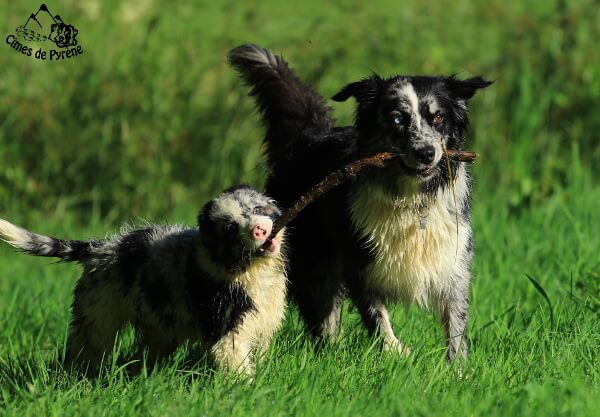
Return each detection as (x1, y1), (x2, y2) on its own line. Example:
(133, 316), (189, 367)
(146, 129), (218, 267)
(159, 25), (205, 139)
(0, 344), (223, 403)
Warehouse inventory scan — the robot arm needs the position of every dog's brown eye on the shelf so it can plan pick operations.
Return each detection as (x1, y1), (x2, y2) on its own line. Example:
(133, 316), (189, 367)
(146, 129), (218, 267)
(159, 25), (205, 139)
(433, 114), (444, 125)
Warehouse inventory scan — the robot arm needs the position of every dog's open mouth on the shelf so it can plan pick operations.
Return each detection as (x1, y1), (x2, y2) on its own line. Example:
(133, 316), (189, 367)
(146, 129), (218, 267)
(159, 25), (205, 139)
(258, 237), (279, 257)
(395, 156), (437, 178)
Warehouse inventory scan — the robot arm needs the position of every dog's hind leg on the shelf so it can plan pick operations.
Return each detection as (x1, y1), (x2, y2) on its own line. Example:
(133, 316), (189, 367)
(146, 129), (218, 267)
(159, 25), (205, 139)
(299, 288), (344, 341)
(65, 273), (133, 372)
(289, 259), (345, 340)
(320, 293), (344, 340)
(133, 323), (178, 371)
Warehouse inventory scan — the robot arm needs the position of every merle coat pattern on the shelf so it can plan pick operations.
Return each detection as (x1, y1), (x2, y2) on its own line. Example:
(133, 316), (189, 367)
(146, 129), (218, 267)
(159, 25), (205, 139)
(228, 44), (492, 361)
(0, 185), (287, 375)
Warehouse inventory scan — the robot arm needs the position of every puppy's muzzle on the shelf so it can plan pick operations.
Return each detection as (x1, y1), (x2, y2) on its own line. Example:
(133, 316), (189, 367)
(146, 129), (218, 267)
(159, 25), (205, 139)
(250, 221), (281, 257)
(251, 223), (271, 241)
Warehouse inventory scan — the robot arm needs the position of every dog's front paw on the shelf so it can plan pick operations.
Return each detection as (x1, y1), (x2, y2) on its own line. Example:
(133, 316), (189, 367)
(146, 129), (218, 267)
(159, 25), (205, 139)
(383, 340), (412, 357)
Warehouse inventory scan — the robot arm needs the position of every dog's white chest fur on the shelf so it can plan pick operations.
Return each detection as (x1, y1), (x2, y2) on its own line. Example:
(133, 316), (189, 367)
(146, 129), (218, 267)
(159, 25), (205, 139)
(233, 255), (287, 341)
(350, 169), (471, 308)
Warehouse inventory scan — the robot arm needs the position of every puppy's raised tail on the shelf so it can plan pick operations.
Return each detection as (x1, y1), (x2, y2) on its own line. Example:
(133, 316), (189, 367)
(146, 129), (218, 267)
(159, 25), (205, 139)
(228, 44), (334, 159)
(0, 219), (95, 262)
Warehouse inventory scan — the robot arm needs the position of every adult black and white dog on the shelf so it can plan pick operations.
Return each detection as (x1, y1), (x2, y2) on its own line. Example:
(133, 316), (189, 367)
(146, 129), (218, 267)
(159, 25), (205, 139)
(0, 185), (287, 375)
(229, 44), (492, 361)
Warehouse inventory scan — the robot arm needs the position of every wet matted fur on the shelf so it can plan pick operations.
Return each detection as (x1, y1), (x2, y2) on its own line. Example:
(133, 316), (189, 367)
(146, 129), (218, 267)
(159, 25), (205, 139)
(0, 185), (287, 375)
(229, 44), (492, 361)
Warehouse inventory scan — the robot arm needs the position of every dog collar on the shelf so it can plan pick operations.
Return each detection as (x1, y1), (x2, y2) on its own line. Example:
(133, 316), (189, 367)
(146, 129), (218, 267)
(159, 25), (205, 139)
(418, 205), (430, 230)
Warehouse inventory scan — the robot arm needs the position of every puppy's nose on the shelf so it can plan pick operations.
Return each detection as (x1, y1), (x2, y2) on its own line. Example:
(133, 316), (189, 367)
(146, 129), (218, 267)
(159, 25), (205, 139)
(251, 224), (270, 240)
(416, 146), (436, 164)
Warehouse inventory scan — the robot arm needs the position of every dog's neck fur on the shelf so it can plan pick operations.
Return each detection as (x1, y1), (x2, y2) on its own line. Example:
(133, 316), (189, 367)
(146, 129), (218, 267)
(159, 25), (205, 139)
(354, 167), (431, 209)
(196, 235), (287, 289)
(349, 165), (471, 307)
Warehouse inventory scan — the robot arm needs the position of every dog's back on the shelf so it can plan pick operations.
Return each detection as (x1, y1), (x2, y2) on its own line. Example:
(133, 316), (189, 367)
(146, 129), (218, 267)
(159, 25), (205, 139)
(0, 217), (195, 275)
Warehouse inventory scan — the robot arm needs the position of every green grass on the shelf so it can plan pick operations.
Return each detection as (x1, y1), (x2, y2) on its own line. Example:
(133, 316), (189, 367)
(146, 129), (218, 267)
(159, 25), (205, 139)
(0, 0), (599, 415)
(0, 182), (598, 416)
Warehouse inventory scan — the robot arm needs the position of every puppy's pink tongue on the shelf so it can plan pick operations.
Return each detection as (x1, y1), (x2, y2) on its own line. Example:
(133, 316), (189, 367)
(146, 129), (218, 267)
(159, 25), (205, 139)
(262, 238), (277, 252)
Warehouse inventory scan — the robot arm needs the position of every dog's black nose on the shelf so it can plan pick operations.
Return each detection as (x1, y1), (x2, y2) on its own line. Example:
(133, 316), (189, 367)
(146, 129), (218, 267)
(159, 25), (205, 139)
(416, 147), (436, 164)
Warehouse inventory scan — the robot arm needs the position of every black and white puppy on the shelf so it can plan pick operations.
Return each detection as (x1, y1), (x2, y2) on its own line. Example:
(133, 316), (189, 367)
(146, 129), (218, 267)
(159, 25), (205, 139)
(229, 44), (492, 361)
(0, 185), (287, 374)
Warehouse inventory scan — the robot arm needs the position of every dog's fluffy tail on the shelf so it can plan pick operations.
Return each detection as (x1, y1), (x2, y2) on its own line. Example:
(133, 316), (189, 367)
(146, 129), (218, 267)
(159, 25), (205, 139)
(228, 44), (334, 161)
(0, 219), (96, 262)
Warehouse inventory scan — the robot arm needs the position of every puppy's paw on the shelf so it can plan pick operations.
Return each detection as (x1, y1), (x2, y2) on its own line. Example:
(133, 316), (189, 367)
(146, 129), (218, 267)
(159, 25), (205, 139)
(383, 340), (412, 357)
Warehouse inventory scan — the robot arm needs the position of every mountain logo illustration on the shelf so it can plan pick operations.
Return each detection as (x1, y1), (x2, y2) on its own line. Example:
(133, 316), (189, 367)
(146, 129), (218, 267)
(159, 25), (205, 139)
(15, 3), (78, 48)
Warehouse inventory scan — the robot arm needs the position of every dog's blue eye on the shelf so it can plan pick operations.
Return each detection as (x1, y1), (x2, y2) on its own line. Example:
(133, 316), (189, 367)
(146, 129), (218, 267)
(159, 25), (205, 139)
(392, 115), (403, 125)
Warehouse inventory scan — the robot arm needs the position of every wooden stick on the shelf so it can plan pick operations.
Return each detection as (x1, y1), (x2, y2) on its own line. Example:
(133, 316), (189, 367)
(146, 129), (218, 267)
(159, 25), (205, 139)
(444, 149), (478, 162)
(270, 149), (478, 237)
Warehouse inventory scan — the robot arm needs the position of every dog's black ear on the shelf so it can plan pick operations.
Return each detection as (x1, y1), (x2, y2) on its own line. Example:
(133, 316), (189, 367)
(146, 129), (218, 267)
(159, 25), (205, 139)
(197, 200), (215, 231)
(222, 184), (253, 194)
(446, 76), (494, 100)
(332, 76), (383, 104)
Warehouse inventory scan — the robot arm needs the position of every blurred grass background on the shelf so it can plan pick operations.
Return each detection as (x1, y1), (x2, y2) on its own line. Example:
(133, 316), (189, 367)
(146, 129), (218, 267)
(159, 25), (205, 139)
(0, 0), (598, 226)
(0, 2), (599, 415)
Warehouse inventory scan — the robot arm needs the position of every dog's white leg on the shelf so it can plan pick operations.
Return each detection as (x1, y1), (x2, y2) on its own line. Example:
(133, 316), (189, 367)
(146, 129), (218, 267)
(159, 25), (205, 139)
(439, 282), (470, 362)
(211, 331), (254, 375)
(210, 309), (266, 376)
(319, 294), (344, 340)
(351, 291), (411, 356)
(372, 300), (412, 355)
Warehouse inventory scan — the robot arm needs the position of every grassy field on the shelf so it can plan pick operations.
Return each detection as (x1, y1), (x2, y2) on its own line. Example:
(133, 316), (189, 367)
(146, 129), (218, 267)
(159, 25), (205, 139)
(0, 0), (598, 416)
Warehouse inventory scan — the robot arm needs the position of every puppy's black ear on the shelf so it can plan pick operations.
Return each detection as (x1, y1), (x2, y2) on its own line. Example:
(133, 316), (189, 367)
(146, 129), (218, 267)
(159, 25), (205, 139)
(222, 184), (252, 194)
(332, 76), (384, 104)
(446, 76), (494, 100)
(197, 200), (215, 231)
